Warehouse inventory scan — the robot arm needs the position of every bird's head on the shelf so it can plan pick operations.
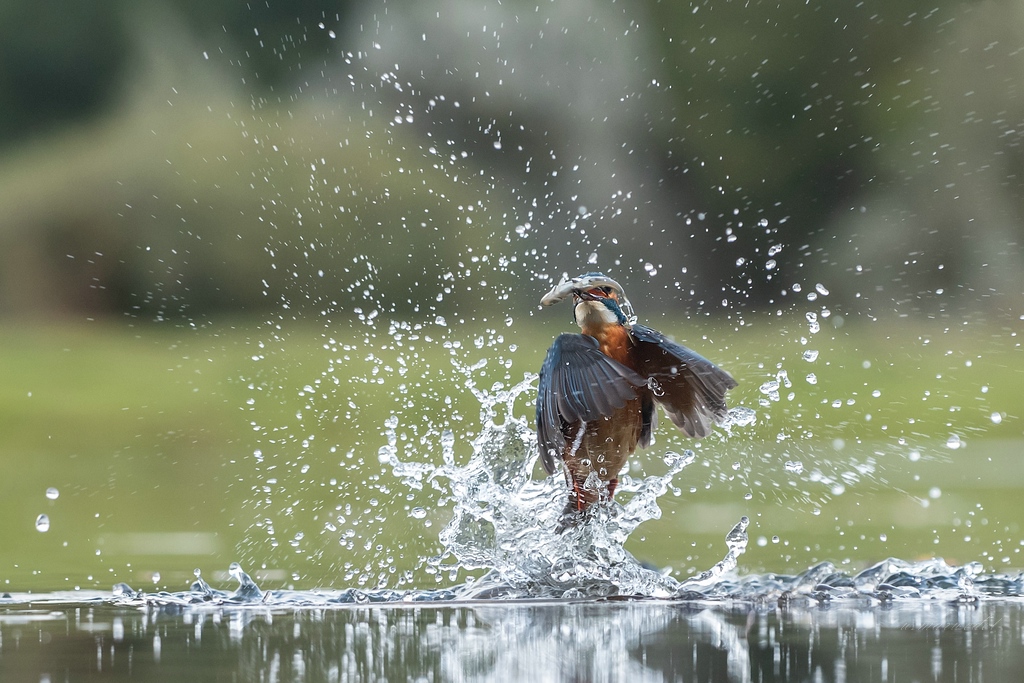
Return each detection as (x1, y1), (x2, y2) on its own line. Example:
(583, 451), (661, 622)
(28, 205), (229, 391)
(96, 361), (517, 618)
(540, 272), (635, 328)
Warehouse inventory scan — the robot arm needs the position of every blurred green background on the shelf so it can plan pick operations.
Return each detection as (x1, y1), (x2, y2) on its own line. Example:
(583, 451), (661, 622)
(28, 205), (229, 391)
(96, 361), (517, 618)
(0, 0), (1022, 592)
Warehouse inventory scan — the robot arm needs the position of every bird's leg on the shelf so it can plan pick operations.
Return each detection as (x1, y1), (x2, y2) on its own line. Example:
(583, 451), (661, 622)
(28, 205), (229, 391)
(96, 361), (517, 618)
(555, 477), (588, 534)
(570, 476), (586, 511)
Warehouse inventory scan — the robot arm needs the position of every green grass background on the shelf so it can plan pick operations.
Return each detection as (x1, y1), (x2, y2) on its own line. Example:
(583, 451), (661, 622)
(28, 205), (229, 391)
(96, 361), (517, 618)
(1, 314), (1021, 593)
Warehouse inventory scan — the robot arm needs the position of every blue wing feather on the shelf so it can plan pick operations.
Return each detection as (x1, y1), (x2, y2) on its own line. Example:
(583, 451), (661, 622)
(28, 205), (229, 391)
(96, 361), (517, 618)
(536, 334), (646, 474)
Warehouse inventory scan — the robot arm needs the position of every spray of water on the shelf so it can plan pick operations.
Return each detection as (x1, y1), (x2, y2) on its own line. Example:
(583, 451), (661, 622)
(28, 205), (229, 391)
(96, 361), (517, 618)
(378, 367), (748, 599)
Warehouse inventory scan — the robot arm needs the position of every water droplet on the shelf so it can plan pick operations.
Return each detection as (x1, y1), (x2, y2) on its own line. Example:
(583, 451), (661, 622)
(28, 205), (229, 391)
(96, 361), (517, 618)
(765, 259), (777, 270)
(768, 244), (783, 256)
(946, 434), (962, 450)
(784, 461), (804, 474)
(909, 450), (921, 462)
(45, 487), (59, 500)
(410, 507), (427, 519)
(879, 533), (888, 542)
(35, 514), (50, 532)
(815, 283), (830, 296)
(805, 373), (817, 385)
(802, 349), (818, 362)
(929, 487), (942, 499)
(152, 572), (161, 584)
(112, 583), (135, 598)
(723, 406), (757, 427)
(991, 412), (1002, 424)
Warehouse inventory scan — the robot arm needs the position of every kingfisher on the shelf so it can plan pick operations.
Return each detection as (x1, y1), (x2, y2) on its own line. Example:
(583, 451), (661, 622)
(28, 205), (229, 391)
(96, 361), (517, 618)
(536, 272), (737, 530)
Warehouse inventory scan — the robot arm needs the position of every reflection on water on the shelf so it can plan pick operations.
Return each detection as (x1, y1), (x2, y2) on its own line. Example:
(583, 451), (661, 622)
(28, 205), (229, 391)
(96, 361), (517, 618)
(2, 597), (1023, 681)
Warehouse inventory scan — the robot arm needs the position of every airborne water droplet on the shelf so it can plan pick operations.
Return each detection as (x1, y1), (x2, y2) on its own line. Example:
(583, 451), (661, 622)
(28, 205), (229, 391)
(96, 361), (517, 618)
(35, 514), (50, 532)
(45, 487), (59, 500)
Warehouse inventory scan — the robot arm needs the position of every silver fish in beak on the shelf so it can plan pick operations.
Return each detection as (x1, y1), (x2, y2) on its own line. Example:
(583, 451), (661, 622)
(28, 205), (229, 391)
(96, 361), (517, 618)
(540, 273), (625, 307)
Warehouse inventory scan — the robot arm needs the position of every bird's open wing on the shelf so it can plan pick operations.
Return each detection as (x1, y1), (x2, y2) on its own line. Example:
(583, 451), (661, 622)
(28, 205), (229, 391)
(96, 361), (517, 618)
(629, 324), (737, 438)
(536, 333), (647, 474)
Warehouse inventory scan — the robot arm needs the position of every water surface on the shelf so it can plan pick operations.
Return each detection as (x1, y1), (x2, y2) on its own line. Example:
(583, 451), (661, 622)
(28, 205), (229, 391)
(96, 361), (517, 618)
(3, 589), (1023, 682)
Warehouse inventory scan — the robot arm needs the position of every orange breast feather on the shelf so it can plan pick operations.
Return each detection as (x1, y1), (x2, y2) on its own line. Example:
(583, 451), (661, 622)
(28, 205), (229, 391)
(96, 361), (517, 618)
(588, 324), (635, 370)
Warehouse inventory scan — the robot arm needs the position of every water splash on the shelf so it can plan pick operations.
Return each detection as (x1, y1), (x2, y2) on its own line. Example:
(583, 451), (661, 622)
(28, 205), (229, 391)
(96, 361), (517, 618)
(676, 516), (749, 594)
(80, 553), (1023, 609)
(379, 369), (744, 599)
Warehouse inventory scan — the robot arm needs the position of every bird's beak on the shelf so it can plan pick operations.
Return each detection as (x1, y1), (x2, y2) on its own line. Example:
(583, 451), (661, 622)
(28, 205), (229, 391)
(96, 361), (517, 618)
(577, 288), (609, 301)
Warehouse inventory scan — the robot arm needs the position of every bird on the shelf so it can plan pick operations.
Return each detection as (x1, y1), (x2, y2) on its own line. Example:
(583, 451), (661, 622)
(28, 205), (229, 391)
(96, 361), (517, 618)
(536, 272), (737, 531)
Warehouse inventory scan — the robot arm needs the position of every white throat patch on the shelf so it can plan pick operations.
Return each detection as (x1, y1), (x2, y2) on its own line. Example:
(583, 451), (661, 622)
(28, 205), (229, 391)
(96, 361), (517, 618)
(573, 300), (619, 328)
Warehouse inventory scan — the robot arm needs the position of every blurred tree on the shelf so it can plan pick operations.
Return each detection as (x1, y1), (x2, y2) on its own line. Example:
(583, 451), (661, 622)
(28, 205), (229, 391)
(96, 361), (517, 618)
(0, 0), (127, 149)
(1, 0), (1020, 319)
(0, 0), (355, 152)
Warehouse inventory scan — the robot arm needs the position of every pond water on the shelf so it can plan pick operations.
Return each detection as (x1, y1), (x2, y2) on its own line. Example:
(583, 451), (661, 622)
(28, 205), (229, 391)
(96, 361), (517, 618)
(4, 370), (1024, 681)
(3, 583), (1023, 681)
